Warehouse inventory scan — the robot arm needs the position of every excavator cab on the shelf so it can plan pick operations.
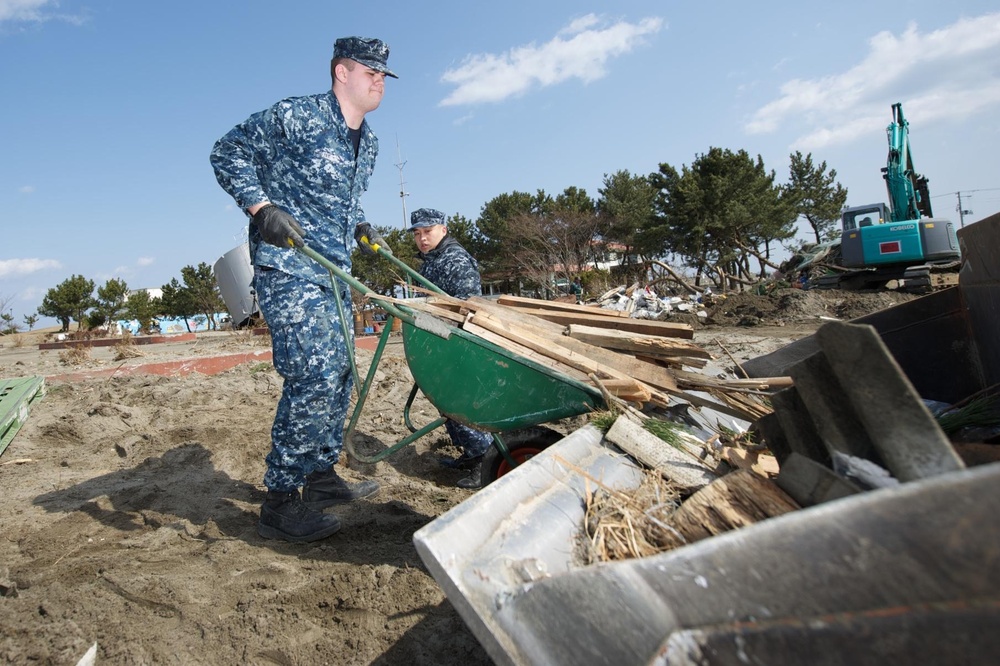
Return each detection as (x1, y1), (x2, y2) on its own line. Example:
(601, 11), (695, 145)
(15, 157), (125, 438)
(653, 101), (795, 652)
(841, 204), (888, 231)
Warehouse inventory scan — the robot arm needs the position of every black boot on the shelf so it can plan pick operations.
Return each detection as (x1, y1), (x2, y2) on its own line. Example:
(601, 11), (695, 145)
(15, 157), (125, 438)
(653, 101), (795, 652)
(257, 490), (341, 543)
(302, 466), (380, 509)
(440, 450), (482, 470)
(456, 460), (483, 490)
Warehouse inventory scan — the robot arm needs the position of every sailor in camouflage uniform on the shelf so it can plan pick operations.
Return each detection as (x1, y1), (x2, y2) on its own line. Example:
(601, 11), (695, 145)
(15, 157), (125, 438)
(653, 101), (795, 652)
(410, 208), (494, 489)
(210, 37), (396, 542)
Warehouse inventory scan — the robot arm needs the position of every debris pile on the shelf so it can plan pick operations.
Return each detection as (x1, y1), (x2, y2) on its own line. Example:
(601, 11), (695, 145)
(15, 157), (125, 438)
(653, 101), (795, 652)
(587, 318), (994, 565)
(591, 282), (713, 321)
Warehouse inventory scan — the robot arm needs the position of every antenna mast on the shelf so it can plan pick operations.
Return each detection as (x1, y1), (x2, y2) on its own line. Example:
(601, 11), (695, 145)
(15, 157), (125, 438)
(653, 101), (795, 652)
(395, 136), (409, 229)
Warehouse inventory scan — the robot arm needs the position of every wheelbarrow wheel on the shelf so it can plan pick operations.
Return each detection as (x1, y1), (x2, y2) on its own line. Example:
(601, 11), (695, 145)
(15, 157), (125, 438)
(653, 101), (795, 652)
(481, 426), (564, 486)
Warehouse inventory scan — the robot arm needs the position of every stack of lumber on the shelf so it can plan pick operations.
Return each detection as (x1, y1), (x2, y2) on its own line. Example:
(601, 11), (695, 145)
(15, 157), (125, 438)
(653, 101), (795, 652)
(396, 293), (780, 424)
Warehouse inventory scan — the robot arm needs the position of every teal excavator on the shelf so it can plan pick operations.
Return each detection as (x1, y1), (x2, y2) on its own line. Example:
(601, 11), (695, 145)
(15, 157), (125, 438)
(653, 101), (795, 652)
(816, 102), (961, 291)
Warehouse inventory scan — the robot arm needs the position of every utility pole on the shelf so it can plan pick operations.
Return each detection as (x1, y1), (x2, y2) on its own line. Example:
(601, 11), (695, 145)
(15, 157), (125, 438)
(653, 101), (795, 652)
(955, 191), (973, 228)
(395, 136), (409, 229)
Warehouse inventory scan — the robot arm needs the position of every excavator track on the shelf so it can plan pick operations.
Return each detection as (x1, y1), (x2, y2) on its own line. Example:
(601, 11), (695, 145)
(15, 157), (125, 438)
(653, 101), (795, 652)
(896, 260), (962, 292)
(811, 260), (960, 293)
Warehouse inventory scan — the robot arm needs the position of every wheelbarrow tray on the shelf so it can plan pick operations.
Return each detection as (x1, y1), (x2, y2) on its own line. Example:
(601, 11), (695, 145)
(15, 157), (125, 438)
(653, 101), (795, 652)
(402, 321), (601, 432)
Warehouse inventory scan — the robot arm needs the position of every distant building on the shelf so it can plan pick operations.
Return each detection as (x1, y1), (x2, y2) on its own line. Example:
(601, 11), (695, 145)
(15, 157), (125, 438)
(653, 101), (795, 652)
(130, 287), (163, 301)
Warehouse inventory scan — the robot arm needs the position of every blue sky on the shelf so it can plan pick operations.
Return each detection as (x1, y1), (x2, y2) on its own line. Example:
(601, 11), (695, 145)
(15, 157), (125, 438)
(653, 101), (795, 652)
(3, 0), (999, 327)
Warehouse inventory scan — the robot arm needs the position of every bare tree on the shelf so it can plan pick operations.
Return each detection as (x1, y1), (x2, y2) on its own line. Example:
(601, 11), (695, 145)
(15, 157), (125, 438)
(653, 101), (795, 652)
(504, 209), (603, 294)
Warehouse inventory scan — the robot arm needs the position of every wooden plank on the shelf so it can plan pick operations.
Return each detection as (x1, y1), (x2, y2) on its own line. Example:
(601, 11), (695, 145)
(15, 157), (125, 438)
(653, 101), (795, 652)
(497, 294), (631, 318)
(502, 306), (694, 339)
(462, 296), (567, 335)
(659, 469), (800, 550)
(605, 416), (717, 490)
(555, 334), (679, 394)
(466, 297), (680, 394)
(723, 447), (780, 477)
(636, 354), (708, 370)
(586, 378), (656, 405)
(698, 388), (772, 422)
(401, 298), (468, 325)
(468, 310), (652, 404)
(567, 324), (711, 359)
(464, 320), (653, 405)
(672, 369), (793, 391)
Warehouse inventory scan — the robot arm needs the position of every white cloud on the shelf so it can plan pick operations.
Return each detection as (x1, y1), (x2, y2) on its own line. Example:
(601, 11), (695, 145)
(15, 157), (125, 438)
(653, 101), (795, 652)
(559, 14), (601, 36)
(0, 0), (48, 22)
(0, 257), (61, 277)
(439, 14), (664, 106)
(0, 0), (87, 25)
(745, 12), (1000, 150)
(19, 185), (35, 194)
(137, 256), (155, 267)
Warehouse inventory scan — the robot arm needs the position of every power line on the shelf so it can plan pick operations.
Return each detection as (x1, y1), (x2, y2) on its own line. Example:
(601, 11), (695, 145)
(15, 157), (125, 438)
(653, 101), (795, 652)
(931, 188), (1000, 228)
(931, 187), (1000, 198)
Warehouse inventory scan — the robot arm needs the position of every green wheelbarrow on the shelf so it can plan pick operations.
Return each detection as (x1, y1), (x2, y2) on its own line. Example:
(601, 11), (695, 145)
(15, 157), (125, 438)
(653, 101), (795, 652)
(297, 244), (604, 487)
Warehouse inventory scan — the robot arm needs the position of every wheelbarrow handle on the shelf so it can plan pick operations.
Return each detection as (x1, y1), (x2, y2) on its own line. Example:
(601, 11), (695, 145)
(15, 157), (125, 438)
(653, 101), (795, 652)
(296, 244), (412, 323)
(374, 246), (447, 296)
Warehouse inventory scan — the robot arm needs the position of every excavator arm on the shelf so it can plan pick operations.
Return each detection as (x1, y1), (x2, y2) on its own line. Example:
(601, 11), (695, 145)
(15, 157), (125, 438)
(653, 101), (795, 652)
(882, 102), (934, 222)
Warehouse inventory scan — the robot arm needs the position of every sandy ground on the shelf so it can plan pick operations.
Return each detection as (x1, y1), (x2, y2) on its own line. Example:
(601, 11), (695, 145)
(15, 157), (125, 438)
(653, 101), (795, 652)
(0, 289), (913, 664)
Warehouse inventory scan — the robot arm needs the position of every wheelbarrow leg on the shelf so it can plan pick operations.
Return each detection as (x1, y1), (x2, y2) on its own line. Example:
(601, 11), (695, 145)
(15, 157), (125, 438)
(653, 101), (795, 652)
(402, 383), (424, 434)
(344, 317), (450, 463)
(491, 432), (518, 470)
(345, 319), (394, 437)
(347, 416), (448, 464)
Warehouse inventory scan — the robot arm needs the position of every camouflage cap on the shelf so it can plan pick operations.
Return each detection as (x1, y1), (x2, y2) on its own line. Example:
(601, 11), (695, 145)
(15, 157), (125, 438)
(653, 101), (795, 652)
(333, 36), (398, 79)
(408, 208), (446, 231)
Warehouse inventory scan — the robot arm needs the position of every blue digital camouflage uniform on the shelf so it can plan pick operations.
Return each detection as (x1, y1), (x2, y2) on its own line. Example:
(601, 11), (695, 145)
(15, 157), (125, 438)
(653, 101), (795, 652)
(417, 232), (494, 458)
(210, 91), (377, 492)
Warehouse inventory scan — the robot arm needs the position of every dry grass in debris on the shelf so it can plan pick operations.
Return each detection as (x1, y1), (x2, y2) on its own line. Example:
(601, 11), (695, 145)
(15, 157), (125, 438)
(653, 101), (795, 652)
(113, 331), (145, 361)
(580, 469), (685, 565)
(224, 326), (271, 350)
(58, 344), (91, 365)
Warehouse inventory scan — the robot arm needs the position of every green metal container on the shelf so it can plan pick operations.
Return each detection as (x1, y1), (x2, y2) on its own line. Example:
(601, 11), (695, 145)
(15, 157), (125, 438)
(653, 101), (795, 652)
(403, 323), (601, 432)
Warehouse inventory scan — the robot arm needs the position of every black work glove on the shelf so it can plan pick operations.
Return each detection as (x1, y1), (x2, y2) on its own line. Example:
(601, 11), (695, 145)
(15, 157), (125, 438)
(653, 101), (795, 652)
(252, 204), (305, 248)
(354, 222), (391, 255)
